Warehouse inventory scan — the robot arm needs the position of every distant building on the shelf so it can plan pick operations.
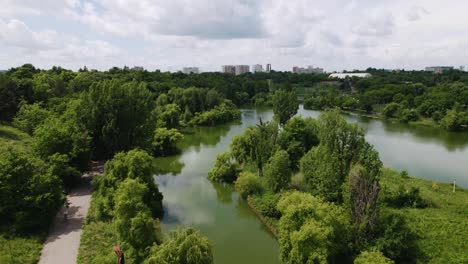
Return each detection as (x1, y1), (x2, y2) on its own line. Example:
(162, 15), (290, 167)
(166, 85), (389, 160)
(222, 65), (236, 74)
(235, 65), (250, 75)
(292, 65), (324, 74)
(329, 73), (372, 79)
(252, 64), (263, 73)
(132, 66), (144, 71)
(182, 67), (199, 74)
(266, 63), (272, 73)
(459, 66), (465, 72)
(425, 66), (454, 74)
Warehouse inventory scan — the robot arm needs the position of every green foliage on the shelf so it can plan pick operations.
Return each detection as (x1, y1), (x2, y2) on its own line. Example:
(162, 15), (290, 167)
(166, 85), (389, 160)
(33, 116), (91, 171)
(0, 233), (46, 264)
(0, 74), (20, 121)
(93, 149), (163, 220)
(0, 147), (63, 231)
(114, 179), (159, 260)
(250, 192), (282, 218)
(372, 212), (420, 262)
(354, 250), (394, 264)
(77, 80), (155, 157)
(77, 221), (117, 264)
(440, 109), (466, 131)
(234, 172), (263, 198)
(399, 109), (419, 123)
(272, 89), (299, 125)
(145, 228), (213, 264)
(382, 103), (401, 119)
(191, 100), (240, 126)
(46, 153), (81, 188)
(152, 128), (183, 156)
(13, 102), (50, 135)
(277, 116), (319, 169)
(383, 186), (428, 208)
(276, 191), (350, 264)
(207, 152), (238, 183)
(264, 150), (291, 192)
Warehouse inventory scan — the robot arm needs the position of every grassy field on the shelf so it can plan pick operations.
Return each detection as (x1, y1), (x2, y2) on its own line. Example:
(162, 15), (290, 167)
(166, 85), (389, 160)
(77, 221), (116, 264)
(380, 168), (468, 264)
(0, 124), (47, 264)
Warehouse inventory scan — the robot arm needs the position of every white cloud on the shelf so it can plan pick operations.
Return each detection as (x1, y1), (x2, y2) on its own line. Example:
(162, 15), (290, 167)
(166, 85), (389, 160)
(1, 0), (468, 71)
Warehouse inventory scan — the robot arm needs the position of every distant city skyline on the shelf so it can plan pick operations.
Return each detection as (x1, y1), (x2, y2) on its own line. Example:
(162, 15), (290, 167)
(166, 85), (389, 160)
(1, 1), (467, 72)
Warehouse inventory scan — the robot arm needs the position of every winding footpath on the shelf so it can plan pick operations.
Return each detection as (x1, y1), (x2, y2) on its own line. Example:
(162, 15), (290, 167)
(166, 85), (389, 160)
(38, 163), (103, 264)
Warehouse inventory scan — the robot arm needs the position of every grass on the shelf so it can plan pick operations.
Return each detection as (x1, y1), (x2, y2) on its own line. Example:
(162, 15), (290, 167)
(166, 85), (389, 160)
(0, 124), (32, 152)
(77, 221), (116, 264)
(380, 168), (468, 264)
(0, 233), (47, 264)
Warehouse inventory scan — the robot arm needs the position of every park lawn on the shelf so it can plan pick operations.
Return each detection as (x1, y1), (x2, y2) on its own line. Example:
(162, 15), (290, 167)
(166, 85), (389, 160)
(380, 168), (468, 264)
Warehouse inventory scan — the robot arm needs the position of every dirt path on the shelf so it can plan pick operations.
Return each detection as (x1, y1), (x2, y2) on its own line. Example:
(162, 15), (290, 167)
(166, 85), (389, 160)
(39, 163), (103, 264)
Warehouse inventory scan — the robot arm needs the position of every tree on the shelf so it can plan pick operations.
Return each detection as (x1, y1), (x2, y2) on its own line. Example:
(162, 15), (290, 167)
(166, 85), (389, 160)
(354, 250), (394, 264)
(272, 89), (299, 125)
(276, 192), (350, 264)
(145, 228), (213, 264)
(77, 80), (155, 158)
(382, 103), (401, 119)
(0, 147), (63, 231)
(264, 150), (291, 192)
(234, 172), (263, 198)
(93, 149), (163, 220)
(207, 152), (238, 183)
(0, 74), (19, 121)
(440, 109), (465, 131)
(152, 128), (183, 156)
(114, 179), (159, 258)
(33, 116), (91, 171)
(13, 102), (51, 135)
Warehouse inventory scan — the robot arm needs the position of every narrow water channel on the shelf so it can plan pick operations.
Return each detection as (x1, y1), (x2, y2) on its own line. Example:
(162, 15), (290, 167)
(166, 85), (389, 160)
(154, 106), (468, 264)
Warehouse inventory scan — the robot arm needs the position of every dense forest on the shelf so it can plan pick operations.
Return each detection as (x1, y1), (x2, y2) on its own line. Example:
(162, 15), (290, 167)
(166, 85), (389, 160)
(303, 69), (468, 130)
(1, 64), (467, 263)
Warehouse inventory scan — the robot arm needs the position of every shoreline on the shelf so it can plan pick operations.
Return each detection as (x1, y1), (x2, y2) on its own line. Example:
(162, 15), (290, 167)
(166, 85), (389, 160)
(246, 197), (279, 239)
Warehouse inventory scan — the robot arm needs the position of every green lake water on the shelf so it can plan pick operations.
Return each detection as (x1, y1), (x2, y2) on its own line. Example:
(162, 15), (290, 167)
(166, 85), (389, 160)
(154, 105), (468, 264)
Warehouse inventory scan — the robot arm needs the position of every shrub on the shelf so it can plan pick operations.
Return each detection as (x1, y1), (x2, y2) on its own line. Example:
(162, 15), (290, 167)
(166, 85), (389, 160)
(264, 150), (291, 192)
(354, 250), (394, 264)
(13, 102), (50, 135)
(251, 192), (281, 218)
(208, 152), (238, 183)
(235, 172), (263, 198)
(152, 128), (183, 156)
(384, 186), (428, 208)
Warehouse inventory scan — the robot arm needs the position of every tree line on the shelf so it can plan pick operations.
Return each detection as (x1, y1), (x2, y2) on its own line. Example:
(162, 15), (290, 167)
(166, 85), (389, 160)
(304, 69), (468, 131)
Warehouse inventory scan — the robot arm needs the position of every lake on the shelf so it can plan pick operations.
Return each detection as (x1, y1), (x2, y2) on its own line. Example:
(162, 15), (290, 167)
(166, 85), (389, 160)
(154, 105), (468, 264)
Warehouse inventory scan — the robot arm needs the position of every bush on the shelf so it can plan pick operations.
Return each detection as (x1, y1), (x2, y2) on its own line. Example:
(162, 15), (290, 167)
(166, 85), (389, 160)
(354, 250), (394, 264)
(399, 109), (419, 123)
(235, 172), (263, 198)
(191, 101), (240, 126)
(208, 152), (238, 183)
(152, 128), (183, 156)
(250, 192), (281, 218)
(384, 186), (428, 208)
(382, 103), (401, 119)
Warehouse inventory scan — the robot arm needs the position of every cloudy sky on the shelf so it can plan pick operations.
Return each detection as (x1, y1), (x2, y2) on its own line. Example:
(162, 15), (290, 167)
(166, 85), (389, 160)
(1, 0), (467, 72)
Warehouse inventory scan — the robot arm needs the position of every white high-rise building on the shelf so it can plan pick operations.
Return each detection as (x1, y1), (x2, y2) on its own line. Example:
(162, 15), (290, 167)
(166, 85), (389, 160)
(292, 65), (324, 74)
(266, 63), (272, 73)
(252, 64), (263, 73)
(182, 67), (199, 74)
(235, 65), (250, 75)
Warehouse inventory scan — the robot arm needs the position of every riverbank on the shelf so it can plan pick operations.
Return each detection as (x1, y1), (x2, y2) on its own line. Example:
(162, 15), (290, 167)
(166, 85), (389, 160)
(245, 167), (468, 263)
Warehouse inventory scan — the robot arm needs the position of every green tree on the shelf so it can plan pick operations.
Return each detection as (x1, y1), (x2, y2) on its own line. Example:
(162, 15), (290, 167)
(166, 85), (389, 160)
(354, 250), (394, 264)
(0, 74), (19, 121)
(77, 80), (155, 158)
(264, 150), (291, 192)
(277, 192), (350, 264)
(33, 116), (91, 171)
(234, 172), (263, 198)
(145, 228), (213, 264)
(272, 89), (299, 125)
(93, 149), (163, 220)
(207, 152), (238, 183)
(13, 102), (51, 135)
(0, 147), (63, 231)
(440, 109), (464, 131)
(114, 178), (159, 259)
(152, 128), (183, 156)
(382, 103), (401, 119)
